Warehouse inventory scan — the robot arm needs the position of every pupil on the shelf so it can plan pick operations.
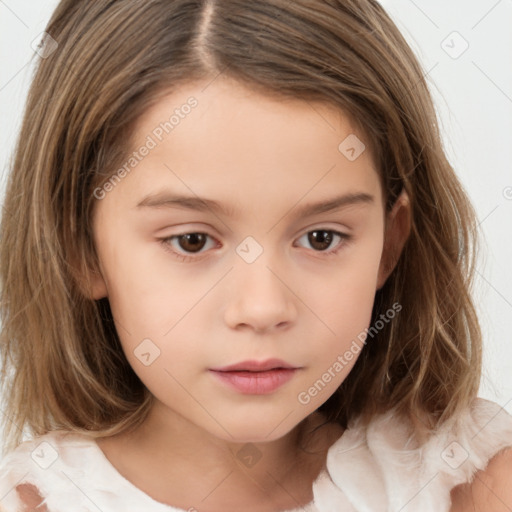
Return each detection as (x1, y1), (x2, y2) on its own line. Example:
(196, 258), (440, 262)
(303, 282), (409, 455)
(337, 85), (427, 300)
(179, 233), (206, 253)
(309, 230), (332, 251)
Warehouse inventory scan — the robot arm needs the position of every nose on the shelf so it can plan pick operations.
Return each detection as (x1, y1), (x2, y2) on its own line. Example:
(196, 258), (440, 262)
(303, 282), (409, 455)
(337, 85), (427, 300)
(223, 257), (298, 334)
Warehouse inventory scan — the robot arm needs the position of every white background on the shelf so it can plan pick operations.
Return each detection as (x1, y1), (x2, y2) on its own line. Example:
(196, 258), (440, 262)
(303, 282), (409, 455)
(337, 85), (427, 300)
(1, 0), (511, 425)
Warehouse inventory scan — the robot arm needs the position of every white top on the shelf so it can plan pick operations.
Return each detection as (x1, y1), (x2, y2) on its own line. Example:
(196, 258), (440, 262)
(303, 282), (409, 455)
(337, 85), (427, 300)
(1, 397), (511, 512)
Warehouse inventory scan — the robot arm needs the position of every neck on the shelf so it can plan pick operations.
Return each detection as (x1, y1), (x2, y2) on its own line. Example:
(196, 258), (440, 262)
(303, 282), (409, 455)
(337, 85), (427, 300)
(97, 402), (343, 512)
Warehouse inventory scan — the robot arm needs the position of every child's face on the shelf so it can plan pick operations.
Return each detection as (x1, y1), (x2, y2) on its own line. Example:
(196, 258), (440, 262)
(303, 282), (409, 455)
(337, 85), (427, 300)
(92, 77), (391, 442)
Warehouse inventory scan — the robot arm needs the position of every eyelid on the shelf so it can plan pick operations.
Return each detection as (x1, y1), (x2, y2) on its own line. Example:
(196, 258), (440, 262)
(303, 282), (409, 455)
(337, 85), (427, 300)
(159, 226), (351, 262)
(160, 231), (220, 261)
(293, 229), (350, 254)
(292, 219), (353, 236)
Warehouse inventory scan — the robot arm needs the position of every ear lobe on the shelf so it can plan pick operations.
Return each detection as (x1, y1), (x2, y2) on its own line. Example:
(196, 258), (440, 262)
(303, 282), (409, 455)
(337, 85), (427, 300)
(88, 267), (109, 300)
(73, 256), (109, 300)
(377, 189), (411, 290)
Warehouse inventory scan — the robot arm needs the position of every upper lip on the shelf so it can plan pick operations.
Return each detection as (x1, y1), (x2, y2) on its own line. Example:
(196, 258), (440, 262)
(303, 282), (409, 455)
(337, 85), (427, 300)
(210, 359), (297, 372)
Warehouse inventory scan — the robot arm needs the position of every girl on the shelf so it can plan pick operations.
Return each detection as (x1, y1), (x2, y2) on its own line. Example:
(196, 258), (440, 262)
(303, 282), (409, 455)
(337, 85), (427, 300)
(0, 0), (511, 511)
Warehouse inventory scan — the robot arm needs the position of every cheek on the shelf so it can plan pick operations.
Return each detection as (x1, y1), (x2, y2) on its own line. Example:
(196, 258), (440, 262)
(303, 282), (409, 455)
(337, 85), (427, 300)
(102, 260), (171, 335)
(94, 226), (192, 334)
(299, 232), (384, 391)
(94, 230), (219, 385)
(317, 232), (384, 331)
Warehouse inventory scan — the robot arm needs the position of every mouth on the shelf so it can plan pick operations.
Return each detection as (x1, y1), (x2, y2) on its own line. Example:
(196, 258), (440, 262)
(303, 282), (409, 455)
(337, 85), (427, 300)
(209, 359), (300, 394)
(210, 358), (297, 373)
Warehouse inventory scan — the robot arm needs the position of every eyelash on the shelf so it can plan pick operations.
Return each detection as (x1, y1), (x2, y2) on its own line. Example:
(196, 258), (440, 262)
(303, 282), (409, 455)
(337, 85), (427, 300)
(159, 229), (351, 262)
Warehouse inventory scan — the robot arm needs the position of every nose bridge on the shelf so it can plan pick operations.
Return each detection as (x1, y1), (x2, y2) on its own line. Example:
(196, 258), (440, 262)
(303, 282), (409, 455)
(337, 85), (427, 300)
(237, 253), (282, 297)
(223, 239), (297, 332)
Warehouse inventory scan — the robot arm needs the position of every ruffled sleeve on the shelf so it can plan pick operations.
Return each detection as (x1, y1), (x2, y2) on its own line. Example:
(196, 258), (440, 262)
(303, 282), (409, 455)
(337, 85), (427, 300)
(0, 431), (182, 512)
(2, 399), (511, 512)
(311, 397), (512, 512)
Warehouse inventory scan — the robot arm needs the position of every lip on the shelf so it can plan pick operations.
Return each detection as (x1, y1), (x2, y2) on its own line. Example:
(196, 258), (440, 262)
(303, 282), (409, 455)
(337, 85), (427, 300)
(209, 359), (299, 394)
(210, 358), (296, 372)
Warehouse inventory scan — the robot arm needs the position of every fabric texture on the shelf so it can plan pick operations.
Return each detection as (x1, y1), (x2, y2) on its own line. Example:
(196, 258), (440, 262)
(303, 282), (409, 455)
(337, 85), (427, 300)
(1, 397), (511, 511)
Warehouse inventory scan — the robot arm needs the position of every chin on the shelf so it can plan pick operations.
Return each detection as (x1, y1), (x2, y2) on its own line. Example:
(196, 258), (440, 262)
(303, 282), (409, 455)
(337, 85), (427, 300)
(205, 409), (307, 445)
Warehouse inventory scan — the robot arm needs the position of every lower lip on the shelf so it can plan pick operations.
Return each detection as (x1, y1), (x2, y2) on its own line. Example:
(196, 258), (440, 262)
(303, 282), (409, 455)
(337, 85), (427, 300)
(210, 368), (298, 394)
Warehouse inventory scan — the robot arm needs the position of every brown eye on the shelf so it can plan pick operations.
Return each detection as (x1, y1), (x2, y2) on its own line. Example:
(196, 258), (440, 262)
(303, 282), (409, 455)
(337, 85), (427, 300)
(161, 232), (219, 262)
(307, 230), (334, 251)
(295, 229), (348, 254)
(176, 233), (208, 253)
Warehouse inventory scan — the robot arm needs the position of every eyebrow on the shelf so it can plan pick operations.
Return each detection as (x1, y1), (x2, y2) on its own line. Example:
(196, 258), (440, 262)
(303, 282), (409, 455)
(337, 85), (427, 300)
(136, 191), (374, 218)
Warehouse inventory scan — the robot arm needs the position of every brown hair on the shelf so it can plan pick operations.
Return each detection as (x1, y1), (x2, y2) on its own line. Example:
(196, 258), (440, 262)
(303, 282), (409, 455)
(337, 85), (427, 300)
(0, 0), (481, 453)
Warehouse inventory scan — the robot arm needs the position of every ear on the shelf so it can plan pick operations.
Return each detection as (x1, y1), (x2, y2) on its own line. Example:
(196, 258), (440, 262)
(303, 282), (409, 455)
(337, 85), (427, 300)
(72, 254), (109, 300)
(88, 266), (109, 300)
(376, 189), (411, 290)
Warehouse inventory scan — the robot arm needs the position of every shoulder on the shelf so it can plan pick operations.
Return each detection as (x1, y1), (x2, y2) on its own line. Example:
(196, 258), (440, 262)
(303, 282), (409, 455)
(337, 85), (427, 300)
(0, 430), (99, 511)
(427, 397), (512, 511)
(316, 397), (512, 512)
(450, 447), (512, 511)
(0, 430), (176, 512)
(419, 397), (512, 511)
(0, 429), (94, 472)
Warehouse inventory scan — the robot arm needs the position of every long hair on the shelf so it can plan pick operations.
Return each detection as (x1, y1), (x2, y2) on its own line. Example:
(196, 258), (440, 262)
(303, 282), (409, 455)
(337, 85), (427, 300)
(0, 0), (481, 453)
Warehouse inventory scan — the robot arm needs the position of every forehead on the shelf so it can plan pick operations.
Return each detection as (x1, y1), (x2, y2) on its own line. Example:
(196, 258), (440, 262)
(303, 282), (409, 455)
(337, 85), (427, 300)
(111, 77), (383, 211)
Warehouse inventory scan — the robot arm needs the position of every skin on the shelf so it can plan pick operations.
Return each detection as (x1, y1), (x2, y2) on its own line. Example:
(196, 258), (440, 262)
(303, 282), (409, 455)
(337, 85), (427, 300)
(90, 76), (411, 511)
(450, 448), (512, 512)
